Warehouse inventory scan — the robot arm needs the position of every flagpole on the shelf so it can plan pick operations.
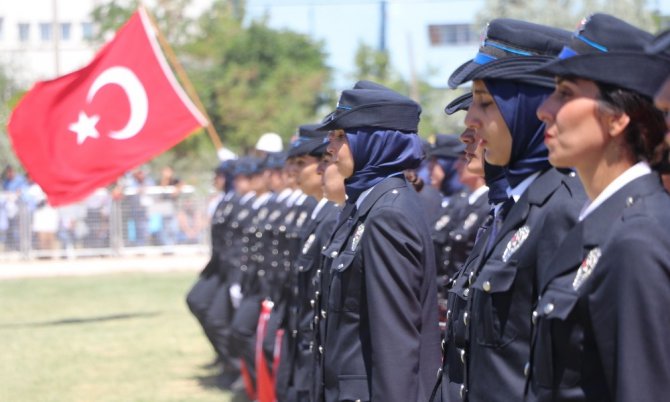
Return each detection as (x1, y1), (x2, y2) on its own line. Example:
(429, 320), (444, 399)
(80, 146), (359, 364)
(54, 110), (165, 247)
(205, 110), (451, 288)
(140, 5), (225, 153)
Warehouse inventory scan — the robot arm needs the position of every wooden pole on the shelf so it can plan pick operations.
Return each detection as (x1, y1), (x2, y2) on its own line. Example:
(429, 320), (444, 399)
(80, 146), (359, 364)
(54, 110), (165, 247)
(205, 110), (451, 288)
(140, 5), (224, 152)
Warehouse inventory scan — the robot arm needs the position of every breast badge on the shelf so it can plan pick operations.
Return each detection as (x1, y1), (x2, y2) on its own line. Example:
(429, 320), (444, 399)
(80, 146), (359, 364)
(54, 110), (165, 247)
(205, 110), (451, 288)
(502, 225), (530, 262)
(351, 223), (365, 251)
(572, 247), (602, 290)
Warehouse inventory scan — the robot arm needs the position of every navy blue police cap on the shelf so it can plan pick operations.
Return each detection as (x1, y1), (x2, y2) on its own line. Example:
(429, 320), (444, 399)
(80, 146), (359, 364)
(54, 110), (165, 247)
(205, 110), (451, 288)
(233, 156), (261, 177)
(444, 92), (473, 115)
(448, 19), (571, 89)
(646, 29), (670, 58)
(288, 124), (328, 158)
(538, 14), (667, 98)
(645, 29), (670, 78)
(316, 81), (421, 132)
(353, 80), (395, 91)
(215, 159), (236, 176)
(427, 134), (466, 159)
(264, 152), (287, 170)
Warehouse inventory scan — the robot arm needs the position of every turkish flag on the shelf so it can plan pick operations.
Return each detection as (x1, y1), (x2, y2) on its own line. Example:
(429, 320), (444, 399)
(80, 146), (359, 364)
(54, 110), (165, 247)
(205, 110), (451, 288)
(7, 8), (207, 206)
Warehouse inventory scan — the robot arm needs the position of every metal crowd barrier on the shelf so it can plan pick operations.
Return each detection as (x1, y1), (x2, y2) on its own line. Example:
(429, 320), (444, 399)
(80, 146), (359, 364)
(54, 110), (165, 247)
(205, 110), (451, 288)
(0, 186), (213, 260)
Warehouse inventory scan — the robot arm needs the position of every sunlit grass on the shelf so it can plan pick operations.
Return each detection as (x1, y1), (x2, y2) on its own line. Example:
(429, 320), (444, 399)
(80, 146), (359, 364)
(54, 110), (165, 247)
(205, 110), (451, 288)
(0, 271), (242, 402)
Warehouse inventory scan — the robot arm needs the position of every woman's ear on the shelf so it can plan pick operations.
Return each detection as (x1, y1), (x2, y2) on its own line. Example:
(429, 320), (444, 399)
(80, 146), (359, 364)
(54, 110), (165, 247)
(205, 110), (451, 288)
(606, 112), (631, 138)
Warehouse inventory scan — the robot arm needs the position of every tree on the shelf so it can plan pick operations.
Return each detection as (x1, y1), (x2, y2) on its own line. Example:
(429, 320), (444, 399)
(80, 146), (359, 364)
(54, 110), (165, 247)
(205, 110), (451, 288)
(185, 0), (332, 151)
(0, 64), (23, 168)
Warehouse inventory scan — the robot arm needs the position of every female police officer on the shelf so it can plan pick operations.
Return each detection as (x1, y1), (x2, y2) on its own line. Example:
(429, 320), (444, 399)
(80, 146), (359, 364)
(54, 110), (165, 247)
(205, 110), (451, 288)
(313, 82), (441, 402)
(526, 14), (670, 402)
(433, 18), (586, 402)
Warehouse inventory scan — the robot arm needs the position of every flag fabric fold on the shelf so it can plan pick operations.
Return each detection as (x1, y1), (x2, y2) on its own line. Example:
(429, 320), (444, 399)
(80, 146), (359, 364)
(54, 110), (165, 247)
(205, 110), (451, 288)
(7, 8), (207, 206)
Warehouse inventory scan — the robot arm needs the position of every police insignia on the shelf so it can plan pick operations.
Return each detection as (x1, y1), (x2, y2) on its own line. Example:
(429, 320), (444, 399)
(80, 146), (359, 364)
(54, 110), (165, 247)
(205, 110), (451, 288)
(302, 233), (316, 255)
(502, 225), (530, 262)
(237, 209), (249, 221)
(222, 204), (234, 217)
(284, 211), (296, 224)
(434, 215), (451, 231)
(462, 212), (478, 231)
(296, 211), (308, 228)
(268, 210), (282, 222)
(351, 224), (365, 251)
(573, 247), (602, 290)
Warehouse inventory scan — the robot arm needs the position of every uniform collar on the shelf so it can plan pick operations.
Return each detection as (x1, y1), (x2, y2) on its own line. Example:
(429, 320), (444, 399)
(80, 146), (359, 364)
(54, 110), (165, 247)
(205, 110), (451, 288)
(579, 161), (651, 221)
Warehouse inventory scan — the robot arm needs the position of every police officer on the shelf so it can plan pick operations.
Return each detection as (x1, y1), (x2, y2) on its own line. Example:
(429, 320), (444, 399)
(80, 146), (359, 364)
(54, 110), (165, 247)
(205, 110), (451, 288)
(526, 14), (670, 402)
(314, 82), (441, 402)
(275, 125), (341, 402)
(432, 18), (586, 402)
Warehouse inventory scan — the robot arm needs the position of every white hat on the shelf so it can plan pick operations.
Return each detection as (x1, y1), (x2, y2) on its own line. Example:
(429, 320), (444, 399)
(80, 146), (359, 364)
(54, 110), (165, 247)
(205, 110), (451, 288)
(255, 132), (283, 153)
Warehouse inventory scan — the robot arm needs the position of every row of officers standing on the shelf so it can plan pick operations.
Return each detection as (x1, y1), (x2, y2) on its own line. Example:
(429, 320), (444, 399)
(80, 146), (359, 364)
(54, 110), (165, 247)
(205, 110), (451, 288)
(187, 12), (670, 402)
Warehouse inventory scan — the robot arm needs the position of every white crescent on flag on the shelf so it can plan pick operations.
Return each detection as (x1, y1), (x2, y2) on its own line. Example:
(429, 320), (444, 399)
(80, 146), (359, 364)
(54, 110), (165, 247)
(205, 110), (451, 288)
(86, 66), (149, 140)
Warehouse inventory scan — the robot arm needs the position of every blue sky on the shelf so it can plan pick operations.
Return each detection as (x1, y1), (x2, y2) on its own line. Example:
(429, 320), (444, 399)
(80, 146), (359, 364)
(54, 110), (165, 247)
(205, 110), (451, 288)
(243, 0), (670, 89)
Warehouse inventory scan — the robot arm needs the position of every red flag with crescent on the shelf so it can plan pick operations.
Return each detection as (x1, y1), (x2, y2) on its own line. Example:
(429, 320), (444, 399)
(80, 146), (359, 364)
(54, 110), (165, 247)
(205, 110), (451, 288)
(7, 8), (207, 206)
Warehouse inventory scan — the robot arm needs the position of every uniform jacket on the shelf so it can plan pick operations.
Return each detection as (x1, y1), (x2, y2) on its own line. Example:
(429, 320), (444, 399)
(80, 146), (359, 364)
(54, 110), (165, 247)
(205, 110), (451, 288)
(319, 176), (441, 402)
(526, 173), (670, 402)
(436, 168), (585, 402)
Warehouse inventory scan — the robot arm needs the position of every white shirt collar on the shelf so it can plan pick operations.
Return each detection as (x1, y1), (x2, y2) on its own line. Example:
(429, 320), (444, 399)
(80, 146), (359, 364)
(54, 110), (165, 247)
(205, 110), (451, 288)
(240, 191), (255, 204)
(275, 188), (292, 202)
(468, 185), (489, 205)
(506, 171), (541, 202)
(286, 189), (303, 207)
(252, 192), (272, 209)
(311, 198), (329, 219)
(578, 161), (651, 221)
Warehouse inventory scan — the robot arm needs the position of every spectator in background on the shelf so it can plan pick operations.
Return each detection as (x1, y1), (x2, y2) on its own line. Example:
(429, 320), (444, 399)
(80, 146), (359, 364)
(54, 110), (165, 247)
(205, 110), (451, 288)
(123, 167), (154, 247)
(2, 165), (27, 192)
(177, 197), (205, 244)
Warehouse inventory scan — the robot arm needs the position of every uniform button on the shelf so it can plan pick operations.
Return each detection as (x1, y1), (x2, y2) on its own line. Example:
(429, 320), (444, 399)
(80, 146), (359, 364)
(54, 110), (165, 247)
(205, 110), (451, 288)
(463, 288), (470, 298)
(483, 281), (491, 292)
(460, 348), (466, 363)
(463, 312), (469, 326)
(322, 245), (327, 251)
(314, 315), (319, 324)
(330, 251), (338, 258)
(298, 265), (304, 271)
(316, 269), (321, 277)
(257, 269), (265, 277)
(315, 291), (320, 298)
(569, 171), (576, 177)
(310, 299), (315, 308)
(460, 384), (466, 399)
(544, 303), (554, 315)
(292, 330), (298, 338)
(256, 232), (262, 238)
(446, 309), (452, 320)
(455, 234), (463, 241)
(626, 196), (634, 206)
(532, 310), (538, 325)
(392, 189), (398, 194)
(318, 346), (324, 354)
(321, 309), (327, 319)
(524, 362), (530, 377)
(337, 263), (344, 269)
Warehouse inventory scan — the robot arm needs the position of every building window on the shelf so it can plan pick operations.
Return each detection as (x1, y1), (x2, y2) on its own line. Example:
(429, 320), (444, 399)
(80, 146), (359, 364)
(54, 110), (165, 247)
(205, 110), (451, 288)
(428, 24), (478, 46)
(39, 23), (52, 41)
(18, 23), (30, 42)
(60, 22), (71, 41)
(81, 22), (94, 40)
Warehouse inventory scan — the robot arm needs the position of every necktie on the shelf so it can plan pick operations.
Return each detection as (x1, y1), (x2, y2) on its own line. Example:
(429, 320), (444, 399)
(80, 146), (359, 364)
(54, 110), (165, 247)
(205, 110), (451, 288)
(485, 197), (515, 255)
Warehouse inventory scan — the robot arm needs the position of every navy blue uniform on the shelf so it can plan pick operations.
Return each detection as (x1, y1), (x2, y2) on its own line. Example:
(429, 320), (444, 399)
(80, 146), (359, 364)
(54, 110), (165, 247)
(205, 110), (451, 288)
(319, 176), (441, 402)
(526, 173), (670, 402)
(435, 168), (585, 402)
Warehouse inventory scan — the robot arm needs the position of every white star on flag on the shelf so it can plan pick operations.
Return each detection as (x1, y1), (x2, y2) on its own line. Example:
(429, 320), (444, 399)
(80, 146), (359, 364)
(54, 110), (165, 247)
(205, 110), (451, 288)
(68, 112), (100, 144)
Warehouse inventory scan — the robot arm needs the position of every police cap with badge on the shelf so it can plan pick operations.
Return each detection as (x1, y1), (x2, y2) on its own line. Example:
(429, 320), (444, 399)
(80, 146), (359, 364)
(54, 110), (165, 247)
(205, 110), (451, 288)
(537, 13), (668, 99)
(448, 18), (572, 89)
(288, 124), (328, 158)
(316, 81), (422, 133)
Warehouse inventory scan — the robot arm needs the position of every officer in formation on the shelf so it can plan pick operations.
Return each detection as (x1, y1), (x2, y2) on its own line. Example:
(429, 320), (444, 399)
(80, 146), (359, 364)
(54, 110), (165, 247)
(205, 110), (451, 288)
(186, 12), (670, 402)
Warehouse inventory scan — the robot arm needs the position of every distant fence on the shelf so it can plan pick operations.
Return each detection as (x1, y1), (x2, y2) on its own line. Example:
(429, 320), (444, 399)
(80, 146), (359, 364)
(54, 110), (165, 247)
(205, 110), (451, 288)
(0, 186), (213, 260)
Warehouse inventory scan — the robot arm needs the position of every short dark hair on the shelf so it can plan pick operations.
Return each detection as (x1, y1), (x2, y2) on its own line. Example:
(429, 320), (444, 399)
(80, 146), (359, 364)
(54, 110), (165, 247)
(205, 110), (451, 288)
(595, 82), (666, 164)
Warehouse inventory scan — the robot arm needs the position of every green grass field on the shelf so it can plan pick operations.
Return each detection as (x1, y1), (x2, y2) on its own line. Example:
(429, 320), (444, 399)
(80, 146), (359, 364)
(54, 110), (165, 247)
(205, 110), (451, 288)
(0, 271), (245, 402)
